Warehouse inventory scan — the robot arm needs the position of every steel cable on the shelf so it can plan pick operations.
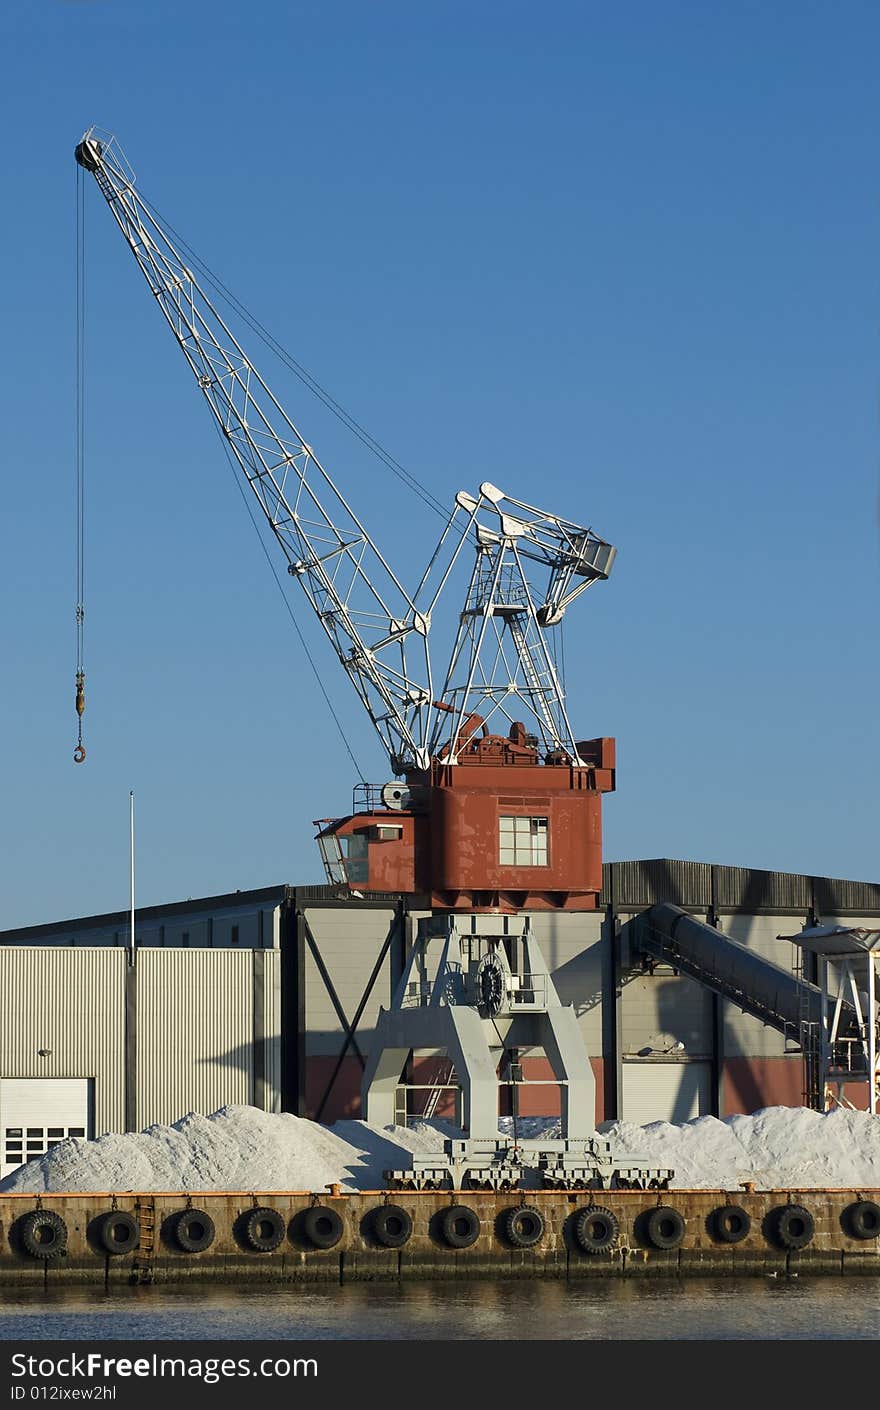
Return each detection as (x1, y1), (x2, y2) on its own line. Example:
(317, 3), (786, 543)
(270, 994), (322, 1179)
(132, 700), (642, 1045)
(138, 191), (450, 523)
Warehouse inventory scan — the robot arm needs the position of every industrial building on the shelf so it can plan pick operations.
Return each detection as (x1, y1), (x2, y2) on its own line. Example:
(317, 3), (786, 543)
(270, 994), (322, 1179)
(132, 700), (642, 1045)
(6, 137), (869, 1191)
(1, 857), (877, 1179)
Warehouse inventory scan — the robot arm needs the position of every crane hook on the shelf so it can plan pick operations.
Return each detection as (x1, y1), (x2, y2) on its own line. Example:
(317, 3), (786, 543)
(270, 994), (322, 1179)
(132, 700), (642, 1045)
(74, 670), (86, 763)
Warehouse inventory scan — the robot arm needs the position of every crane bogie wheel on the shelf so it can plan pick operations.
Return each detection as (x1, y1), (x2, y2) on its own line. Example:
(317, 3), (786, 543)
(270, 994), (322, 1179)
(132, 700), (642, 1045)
(644, 1206), (686, 1250)
(19, 1210), (68, 1260)
(711, 1205), (751, 1245)
(172, 1208), (215, 1254)
(302, 1205), (344, 1250)
(574, 1205), (619, 1254)
(95, 1210), (140, 1256)
(772, 1204), (814, 1251)
(503, 1205), (545, 1249)
(844, 1199), (880, 1241)
(371, 1204), (412, 1249)
(242, 1206), (286, 1253)
(439, 1205), (481, 1249)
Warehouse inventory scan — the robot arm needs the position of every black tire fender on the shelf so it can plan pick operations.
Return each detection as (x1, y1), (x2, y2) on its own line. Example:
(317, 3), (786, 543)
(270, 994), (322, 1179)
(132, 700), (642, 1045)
(371, 1204), (412, 1249)
(439, 1204), (481, 1249)
(173, 1208), (215, 1254)
(844, 1199), (880, 1241)
(503, 1204), (545, 1249)
(711, 1204), (751, 1245)
(242, 1206), (285, 1253)
(574, 1205), (619, 1254)
(773, 1204), (814, 1250)
(302, 1205), (344, 1250)
(20, 1210), (68, 1260)
(644, 1206), (686, 1250)
(95, 1210), (140, 1256)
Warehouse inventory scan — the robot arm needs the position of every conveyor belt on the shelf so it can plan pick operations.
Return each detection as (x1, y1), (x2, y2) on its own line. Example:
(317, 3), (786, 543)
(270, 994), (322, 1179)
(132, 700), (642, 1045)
(636, 903), (857, 1042)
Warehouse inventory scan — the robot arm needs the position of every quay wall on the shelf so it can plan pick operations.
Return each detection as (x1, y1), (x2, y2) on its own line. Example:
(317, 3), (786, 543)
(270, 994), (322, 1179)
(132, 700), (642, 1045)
(1, 1188), (878, 1284)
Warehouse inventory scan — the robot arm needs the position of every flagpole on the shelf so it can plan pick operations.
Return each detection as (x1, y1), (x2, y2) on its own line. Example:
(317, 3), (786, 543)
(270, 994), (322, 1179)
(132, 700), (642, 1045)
(129, 789), (135, 964)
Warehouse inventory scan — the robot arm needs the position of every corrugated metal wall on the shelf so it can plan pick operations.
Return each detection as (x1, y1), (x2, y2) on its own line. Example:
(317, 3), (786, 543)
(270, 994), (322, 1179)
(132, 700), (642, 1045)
(302, 907), (398, 1058)
(0, 948), (126, 1138)
(714, 868), (810, 912)
(256, 950), (282, 1114)
(2, 864), (876, 1134)
(602, 860), (712, 909)
(135, 950), (254, 1127)
(813, 876), (880, 913)
(602, 859), (880, 915)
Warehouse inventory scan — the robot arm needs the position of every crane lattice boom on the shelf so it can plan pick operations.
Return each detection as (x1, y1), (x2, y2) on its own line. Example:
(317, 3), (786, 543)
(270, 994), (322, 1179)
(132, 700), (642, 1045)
(75, 127), (615, 781)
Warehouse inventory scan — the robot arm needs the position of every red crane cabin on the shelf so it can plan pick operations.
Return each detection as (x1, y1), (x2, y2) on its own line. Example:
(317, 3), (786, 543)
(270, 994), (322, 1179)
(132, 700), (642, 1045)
(316, 731), (615, 912)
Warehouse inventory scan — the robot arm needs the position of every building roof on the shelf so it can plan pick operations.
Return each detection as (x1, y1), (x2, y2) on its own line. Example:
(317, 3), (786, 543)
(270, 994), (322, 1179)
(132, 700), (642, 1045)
(778, 924), (880, 958)
(2, 858), (878, 943)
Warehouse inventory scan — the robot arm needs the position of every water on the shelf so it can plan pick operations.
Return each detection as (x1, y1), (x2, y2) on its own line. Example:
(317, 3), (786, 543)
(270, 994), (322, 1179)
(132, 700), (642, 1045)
(0, 1278), (877, 1340)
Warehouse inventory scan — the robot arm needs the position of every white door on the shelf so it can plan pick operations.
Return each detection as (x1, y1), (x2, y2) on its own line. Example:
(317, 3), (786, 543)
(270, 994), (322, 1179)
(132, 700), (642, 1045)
(621, 1061), (712, 1125)
(0, 1078), (93, 1179)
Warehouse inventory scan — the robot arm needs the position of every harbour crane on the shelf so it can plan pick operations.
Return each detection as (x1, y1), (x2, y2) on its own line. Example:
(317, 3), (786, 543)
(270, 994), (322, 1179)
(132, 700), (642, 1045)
(74, 127), (617, 914)
(74, 128), (660, 1188)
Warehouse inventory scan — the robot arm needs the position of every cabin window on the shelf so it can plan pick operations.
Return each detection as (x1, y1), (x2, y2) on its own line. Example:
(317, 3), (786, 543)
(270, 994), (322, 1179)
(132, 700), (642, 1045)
(498, 816), (548, 867)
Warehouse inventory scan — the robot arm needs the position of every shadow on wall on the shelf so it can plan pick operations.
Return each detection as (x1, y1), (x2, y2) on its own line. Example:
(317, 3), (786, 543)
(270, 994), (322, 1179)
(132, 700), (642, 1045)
(548, 951), (603, 1019)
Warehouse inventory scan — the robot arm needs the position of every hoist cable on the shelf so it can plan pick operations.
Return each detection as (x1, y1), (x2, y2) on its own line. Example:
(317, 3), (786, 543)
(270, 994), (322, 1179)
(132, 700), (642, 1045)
(138, 192), (450, 523)
(208, 418), (368, 784)
(73, 165), (86, 762)
(490, 1011), (519, 1150)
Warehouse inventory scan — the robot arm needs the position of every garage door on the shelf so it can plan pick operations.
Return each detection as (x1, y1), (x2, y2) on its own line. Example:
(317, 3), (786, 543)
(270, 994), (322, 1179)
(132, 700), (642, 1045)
(621, 1061), (713, 1125)
(0, 1078), (93, 1179)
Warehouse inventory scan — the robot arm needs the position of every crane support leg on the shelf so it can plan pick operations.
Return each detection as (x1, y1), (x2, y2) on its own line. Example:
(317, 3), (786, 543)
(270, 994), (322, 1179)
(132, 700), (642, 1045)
(361, 1005), (500, 1138)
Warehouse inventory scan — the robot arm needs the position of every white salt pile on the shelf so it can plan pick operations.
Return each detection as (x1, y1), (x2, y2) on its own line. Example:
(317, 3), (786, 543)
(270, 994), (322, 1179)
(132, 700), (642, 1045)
(0, 1107), (461, 1195)
(505, 1107), (880, 1189)
(1, 1104), (878, 1194)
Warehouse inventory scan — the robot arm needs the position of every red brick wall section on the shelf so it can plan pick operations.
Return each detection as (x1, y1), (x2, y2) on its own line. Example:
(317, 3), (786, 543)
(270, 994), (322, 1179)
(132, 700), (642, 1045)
(823, 1080), (873, 1112)
(499, 1056), (605, 1126)
(722, 1057), (805, 1116)
(308, 1055), (858, 1126)
(327, 1055), (609, 1127)
(304, 1056), (363, 1122)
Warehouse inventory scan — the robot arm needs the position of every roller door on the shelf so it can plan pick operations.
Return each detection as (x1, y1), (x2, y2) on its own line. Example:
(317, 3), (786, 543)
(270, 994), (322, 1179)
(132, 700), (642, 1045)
(621, 1061), (712, 1125)
(0, 1077), (93, 1179)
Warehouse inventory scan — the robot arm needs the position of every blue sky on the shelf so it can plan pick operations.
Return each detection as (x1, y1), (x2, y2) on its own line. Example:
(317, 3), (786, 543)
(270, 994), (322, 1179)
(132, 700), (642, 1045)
(2, 1), (878, 929)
